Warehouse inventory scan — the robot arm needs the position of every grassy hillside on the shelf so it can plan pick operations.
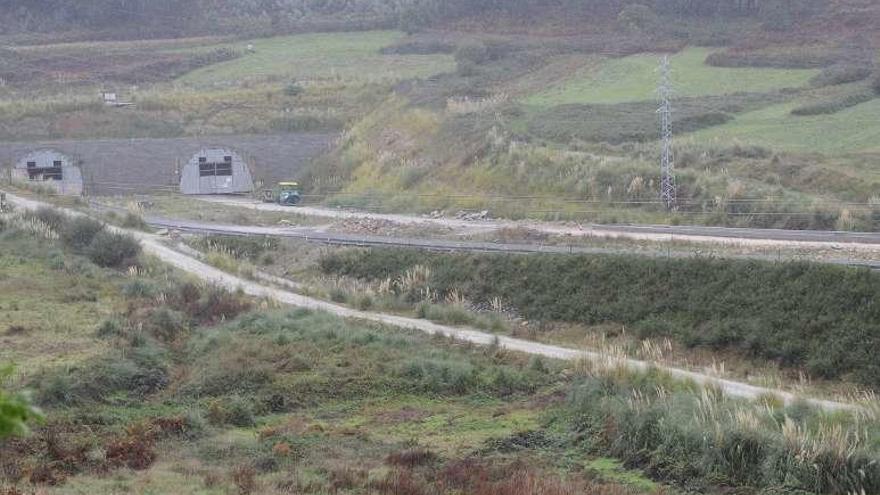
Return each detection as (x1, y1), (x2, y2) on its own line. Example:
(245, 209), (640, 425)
(524, 48), (819, 106)
(690, 98), (880, 153)
(2, 3), (880, 229)
(179, 31), (454, 87)
(4, 210), (880, 495)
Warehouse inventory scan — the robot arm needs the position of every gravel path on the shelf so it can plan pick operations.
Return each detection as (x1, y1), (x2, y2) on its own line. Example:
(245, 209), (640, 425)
(3, 191), (859, 412)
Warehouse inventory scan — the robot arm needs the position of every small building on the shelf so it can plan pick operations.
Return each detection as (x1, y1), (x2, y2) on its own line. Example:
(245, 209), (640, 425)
(12, 150), (83, 196)
(179, 148), (254, 195)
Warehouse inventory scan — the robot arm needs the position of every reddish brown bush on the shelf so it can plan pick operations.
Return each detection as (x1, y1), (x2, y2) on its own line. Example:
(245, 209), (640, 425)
(148, 416), (187, 438)
(231, 465), (258, 495)
(28, 463), (66, 486)
(374, 470), (428, 495)
(104, 424), (156, 470)
(330, 467), (366, 492)
(386, 448), (437, 468)
(439, 458), (488, 491)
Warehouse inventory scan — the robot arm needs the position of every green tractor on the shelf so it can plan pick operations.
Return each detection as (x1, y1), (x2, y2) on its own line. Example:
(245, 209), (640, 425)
(261, 181), (302, 206)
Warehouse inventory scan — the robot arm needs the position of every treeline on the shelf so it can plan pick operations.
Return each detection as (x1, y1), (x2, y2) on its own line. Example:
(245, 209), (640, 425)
(0, 0), (826, 38)
(398, 0), (826, 29)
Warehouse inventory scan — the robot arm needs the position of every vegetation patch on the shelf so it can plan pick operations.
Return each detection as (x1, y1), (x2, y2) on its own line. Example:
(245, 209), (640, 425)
(525, 48), (818, 107)
(321, 248), (880, 388)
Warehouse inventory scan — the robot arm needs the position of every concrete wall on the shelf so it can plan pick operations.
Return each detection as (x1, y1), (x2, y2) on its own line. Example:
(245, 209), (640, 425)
(12, 149), (83, 196)
(0, 133), (335, 196)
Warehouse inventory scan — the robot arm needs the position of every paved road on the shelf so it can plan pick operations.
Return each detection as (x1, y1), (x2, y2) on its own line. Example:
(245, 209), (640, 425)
(197, 195), (880, 249)
(140, 214), (880, 270)
(2, 190), (862, 412)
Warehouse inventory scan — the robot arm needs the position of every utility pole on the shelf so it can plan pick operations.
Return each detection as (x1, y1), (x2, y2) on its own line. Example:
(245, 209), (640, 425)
(658, 55), (676, 210)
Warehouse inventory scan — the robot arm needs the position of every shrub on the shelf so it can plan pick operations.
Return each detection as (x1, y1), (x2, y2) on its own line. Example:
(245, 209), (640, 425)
(144, 307), (188, 342)
(231, 464), (258, 495)
(61, 216), (104, 251)
(86, 230), (141, 268)
(95, 318), (124, 338)
(207, 396), (255, 427)
(386, 448), (437, 468)
(35, 343), (168, 406)
(617, 3), (657, 32)
(791, 92), (874, 116)
(105, 424), (156, 470)
(31, 207), (66, 232)
(284, 82), (303, 97)
(184, 284), (252, 325)
(121, 212), (149, 230)
(809, 64), (873, 87)
(566, 374), (880, 494)
(122, 279), (156, 298)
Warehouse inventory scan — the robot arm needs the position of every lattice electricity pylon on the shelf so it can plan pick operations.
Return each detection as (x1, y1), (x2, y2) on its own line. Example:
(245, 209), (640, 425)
(657, 55), (676, 210)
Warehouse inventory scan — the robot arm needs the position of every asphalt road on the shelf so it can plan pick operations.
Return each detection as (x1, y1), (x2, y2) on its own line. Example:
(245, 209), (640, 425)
(197, 196), (880, 248)
(141, 214), (880, 270)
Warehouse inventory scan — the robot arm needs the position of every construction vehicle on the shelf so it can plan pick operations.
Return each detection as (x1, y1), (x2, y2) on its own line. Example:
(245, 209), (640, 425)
(261, 181), (302, 206)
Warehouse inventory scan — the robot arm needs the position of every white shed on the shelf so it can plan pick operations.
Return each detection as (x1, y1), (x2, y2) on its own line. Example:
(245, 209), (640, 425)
(12, 150), (83, 196)
(179, 148), (254, 195)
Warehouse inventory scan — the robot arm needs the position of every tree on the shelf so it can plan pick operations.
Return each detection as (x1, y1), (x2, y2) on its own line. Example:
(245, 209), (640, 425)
(0, 366), (43, 439)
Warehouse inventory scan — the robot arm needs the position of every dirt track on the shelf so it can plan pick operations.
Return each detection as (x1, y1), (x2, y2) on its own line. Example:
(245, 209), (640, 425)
(3, 190), (859, 412)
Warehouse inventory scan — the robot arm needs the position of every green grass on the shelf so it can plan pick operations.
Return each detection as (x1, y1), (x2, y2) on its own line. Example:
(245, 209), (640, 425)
(178, 30), (455, 87)
(586, 458), (658, 492)
(524, 47), (819, 106)
(0, 230), (115, 373)
(687, 97), (880, 153)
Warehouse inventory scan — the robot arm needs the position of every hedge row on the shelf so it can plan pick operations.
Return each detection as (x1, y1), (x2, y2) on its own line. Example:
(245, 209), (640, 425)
(321, 249), (880, 387)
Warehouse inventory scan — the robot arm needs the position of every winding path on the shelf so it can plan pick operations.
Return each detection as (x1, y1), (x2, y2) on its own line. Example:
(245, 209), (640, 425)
(3, 191), (859, 412)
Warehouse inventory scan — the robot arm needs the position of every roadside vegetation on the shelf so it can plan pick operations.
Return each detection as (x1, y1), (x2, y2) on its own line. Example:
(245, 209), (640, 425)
(3, 210), (880, 494)
(320, 248), (880, 390)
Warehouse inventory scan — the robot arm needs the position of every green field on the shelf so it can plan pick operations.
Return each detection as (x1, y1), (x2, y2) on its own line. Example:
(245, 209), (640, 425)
(178, 30), (456, 87)
(524, 47), (819, 106)
(687, 98), (880, 153)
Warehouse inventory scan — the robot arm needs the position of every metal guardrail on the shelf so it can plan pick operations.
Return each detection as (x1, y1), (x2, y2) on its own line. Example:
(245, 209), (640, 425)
(144, 218), (880, 270)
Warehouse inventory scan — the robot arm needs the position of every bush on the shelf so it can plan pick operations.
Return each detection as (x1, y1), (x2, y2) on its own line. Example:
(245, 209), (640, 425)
(183, 284), (252, 325)
(207, 396), (255, 427)
(145, 307), (188, 342)
(31, 207), (66, 232)
(567, 374), (880, 495)
(617, 3), (657, 32)
(122, 279), (156, 298)
(95, 318), (124, 338)
(86, 230), (141, 268)
(61, 216), (104, 251)
(705, 49), (836, 69)
(121, 212), (149, 230)
(35, 343), (168, 406)
(790, 92), (874, 116)
(809, 64), (873, 87)
(283, 82), (303, 97)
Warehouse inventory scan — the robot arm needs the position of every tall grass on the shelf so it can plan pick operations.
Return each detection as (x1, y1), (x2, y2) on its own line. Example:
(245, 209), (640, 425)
(566, 371), (880, 494)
